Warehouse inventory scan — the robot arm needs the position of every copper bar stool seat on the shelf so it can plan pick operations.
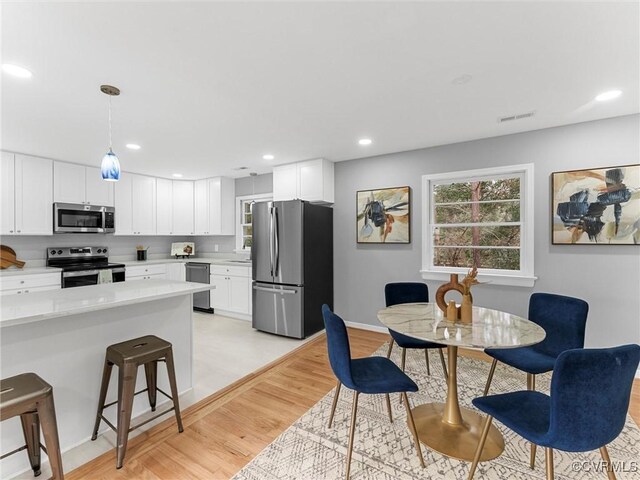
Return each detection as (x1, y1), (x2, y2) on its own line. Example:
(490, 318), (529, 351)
(91, 335), (183, 469)
(0, 373), (64, 479)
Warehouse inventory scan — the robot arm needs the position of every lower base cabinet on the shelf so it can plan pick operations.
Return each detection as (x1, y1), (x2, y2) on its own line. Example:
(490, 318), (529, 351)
(210, 265), (251, 316)
(0, 272), (61, 296)
(126, 264), (167, 281)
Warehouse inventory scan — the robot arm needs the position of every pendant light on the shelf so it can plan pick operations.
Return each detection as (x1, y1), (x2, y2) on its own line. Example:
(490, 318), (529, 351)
(100, 84), (121, 181)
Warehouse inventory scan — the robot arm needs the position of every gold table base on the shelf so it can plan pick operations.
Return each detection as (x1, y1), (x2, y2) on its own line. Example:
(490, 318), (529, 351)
(409, 402), (504, 462)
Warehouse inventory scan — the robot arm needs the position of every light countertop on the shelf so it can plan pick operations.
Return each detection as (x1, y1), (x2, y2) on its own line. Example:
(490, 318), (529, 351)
(122, 257), (252, 267)
(0, 279), (213, 328)
(0, 266), (62, 277)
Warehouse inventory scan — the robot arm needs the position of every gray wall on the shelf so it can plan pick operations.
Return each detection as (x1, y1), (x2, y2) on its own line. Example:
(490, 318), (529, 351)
(334, 114), (640, 348)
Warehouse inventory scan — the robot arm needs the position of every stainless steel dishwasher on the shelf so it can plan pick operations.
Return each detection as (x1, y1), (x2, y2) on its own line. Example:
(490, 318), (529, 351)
(186, 262), (213, 313)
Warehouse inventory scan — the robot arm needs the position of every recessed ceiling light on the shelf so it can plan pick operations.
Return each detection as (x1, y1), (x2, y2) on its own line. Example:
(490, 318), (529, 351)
(126, 143), (141, 150)
(2, 63), (33, 78)
(452, 74), (473, 85)
(595, 90), (622, 102)
(172, 173), (183, 178)
(263, 154), (275, 160)
(358, 138), (372, 146)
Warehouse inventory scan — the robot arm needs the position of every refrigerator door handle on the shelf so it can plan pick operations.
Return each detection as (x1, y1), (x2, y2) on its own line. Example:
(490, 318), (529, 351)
(269, 206), (274, 277)
(274, 206), (280, 276)
(253, 285), (298, 295)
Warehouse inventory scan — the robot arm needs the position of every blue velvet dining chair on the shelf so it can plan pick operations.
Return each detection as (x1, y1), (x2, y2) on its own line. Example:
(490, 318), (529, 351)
(468, 344), (640, 480)
(385, 283), (448, 379)
(322, 304), (425, 479)
(482, 292), (588, 467)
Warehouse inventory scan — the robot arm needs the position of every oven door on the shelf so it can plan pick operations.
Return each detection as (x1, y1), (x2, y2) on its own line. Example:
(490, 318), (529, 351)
(62, 267), (125, 288)
(54, 203), (107, 233)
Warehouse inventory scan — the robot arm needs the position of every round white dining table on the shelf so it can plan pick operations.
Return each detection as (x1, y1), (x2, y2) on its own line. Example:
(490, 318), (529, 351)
(377, 302), (546, 462)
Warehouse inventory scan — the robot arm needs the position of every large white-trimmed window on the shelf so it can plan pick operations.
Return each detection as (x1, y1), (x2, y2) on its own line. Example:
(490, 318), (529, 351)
(235, 193), (272, 252)
(421, 164), (536, 287)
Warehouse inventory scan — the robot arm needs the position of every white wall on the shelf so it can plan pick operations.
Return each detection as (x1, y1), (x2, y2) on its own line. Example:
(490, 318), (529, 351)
(333, 114), (640, 348)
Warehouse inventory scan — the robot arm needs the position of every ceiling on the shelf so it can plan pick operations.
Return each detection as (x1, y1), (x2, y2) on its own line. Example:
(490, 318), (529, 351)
(1, 2), (638, 180)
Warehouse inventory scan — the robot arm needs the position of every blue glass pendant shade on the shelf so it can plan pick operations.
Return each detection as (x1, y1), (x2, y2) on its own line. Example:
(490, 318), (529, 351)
(101, 148), (121, 181)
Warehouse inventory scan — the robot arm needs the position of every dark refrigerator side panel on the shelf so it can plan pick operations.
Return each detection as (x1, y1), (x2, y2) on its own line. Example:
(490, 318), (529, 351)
(302, 203), (333, 337)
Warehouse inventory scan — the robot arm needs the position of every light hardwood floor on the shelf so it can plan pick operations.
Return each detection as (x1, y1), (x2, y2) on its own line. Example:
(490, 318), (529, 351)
(68, 329), (640, 479)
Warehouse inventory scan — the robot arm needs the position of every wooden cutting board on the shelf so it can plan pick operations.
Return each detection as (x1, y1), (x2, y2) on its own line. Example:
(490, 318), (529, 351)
(0, 245), (25, 269)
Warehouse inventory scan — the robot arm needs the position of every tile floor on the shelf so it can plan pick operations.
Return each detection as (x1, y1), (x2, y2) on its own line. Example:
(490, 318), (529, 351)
(11, 313), (314, 479)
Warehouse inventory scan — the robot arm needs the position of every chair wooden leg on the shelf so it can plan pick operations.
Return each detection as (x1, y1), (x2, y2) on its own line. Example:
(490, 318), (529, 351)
(599, 446), (617, 480)
(91, 359), (113, 441)
(116, 362), (137, 469)
(438, 348), (448, 380)
(385, 393), (393, 423)
(527, 373), (537, 469)
(37, 392), (64, 480)
(345, 391), (359, 480)
(401, 348), (407, 372)
(544, 447), (554, 480)
(20, 412), (41, 476)
(386, 338), (395, 359)
(424, 350), (431, 376)
(402, 392), (425, 468)
(483, 359), (497, 396)
(165, 349), (184, 433)
(468, 415), (493, 480)
(328, 381), (341, 428)
(144, 360), (158, 412)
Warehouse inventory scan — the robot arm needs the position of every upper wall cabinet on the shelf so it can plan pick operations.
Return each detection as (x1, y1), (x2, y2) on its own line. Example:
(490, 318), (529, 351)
(1, 153), (53, 235)
(53, 162), (114, 206)
(195, 177), (236, 235)
(114, 174), (156, 235)
(273, 158), (334, 204)
(155, 179), (195, 235)
(172, 181), (195, 235)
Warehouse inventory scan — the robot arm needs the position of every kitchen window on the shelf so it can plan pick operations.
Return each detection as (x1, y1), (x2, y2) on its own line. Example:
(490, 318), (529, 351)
(236, 193), (272, 252)
(421, 163), (536, 287)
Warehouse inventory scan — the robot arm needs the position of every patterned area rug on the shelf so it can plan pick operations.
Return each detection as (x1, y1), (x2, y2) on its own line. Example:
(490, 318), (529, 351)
(232, 342), (640, 479)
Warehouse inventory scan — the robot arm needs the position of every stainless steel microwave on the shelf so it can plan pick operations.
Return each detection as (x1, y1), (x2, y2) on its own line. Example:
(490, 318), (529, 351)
(53, 203), (115, 233)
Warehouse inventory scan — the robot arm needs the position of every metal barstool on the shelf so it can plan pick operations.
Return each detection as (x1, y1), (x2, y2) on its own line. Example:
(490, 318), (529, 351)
(91, 335), (183, 469)
(0, 373), (64, 479)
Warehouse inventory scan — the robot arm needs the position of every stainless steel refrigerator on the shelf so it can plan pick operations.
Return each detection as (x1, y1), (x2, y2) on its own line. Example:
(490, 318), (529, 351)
(252, 200), (333, 338)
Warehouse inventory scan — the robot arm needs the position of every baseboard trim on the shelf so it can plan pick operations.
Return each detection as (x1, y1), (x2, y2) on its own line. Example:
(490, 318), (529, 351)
(344, 320), (388, 334)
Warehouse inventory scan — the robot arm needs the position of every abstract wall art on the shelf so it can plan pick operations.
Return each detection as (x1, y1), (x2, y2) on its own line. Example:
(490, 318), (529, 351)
(552, 164), (640, 244)
(357, 186), (410, 243)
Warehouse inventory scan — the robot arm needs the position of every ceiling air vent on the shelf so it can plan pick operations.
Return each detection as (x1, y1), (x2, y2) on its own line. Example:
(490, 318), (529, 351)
(498, 111), (536, 123)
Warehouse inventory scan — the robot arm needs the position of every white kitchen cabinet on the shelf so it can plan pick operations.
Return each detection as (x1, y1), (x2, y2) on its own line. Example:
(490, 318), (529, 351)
(166, 263), (186, 282)
(210, 274), (230, 310)
(114, 175), (133, 235)
(228, 275), (250, 313)
(194, 177), (235, 235)
(0, 272), (61, 296)
(210, 264), (251, 316)
(273, 163), (298, 202)
(85, 167), (115, 206)
(132, 175), (156, 235)
(115, 174), (156, 235)
(53, 162), (114, 206)
(209, 177), (235, 235)
(172, 181), (194, 235)
(273, 158), (334, 204)
(156, 178), (173, 235)
(194, 179), (209, 235)
(126, 263), (167, 281)
(14, 155), (53, 235)
(1, 152), (15, 235)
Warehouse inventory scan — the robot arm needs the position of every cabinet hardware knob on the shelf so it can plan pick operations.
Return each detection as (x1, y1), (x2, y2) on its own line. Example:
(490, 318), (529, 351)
(20, 281), (25, 284)
(9, 230), (13, 233)
(17, 230), (21, 233)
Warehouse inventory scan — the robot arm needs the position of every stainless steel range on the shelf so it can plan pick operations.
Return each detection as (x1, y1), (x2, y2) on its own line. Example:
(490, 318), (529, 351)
(47, 246), (125, 288)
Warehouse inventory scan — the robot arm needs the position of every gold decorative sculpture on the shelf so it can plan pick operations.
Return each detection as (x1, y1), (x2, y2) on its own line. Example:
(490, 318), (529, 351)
(435, 268), (479, 322)
(459, 267), (479, 323)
